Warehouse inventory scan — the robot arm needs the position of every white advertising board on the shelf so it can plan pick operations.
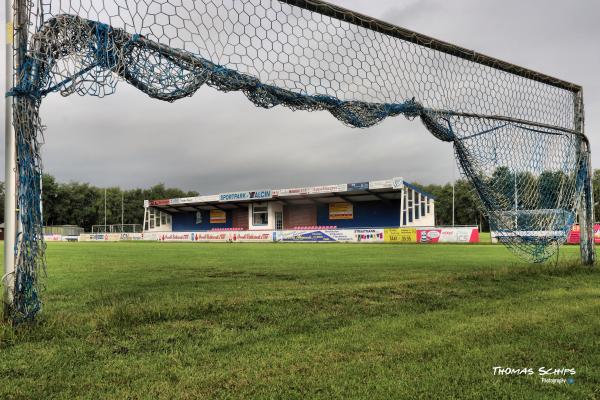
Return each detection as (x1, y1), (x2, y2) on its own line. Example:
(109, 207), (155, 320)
(354, 229), (385, 242)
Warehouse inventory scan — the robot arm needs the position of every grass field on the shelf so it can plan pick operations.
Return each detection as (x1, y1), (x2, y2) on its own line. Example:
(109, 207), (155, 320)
(1, 242), (599, 399)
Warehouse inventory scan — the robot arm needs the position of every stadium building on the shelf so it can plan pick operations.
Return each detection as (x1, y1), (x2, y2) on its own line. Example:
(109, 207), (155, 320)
(143, 177), (436, 233)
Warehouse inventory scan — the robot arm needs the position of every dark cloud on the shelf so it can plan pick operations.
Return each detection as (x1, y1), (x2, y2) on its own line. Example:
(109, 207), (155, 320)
(1, 0), (598, 195)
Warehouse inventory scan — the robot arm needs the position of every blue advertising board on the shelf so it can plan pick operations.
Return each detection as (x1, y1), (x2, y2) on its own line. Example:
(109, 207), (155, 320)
(347, 182), (369, 191)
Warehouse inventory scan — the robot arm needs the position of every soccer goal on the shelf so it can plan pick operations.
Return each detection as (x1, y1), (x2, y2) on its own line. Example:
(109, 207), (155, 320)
(3, 0), (594, 321)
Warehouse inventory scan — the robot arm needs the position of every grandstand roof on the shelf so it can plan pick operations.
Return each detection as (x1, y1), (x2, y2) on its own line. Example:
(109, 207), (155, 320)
(145, 177), (435, 213)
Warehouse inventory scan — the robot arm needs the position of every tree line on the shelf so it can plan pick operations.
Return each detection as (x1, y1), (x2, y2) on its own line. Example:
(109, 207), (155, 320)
(0, 175), (197, 231)
(0, 170), (599, 231)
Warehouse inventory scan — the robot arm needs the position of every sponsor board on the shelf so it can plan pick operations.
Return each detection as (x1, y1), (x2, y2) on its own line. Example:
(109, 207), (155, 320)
(276, 187), (311, 197)
(369, 179), (392, 190)
(197, 195), (220, 202)
(78, 234), (107, 241)
(157, 232), (274, 242)
(384, 228), (417, 243)
(438, 227), (479, 243)
(308, 184), (348, 195)
(329, 202), (353, 220)
(159, 232), (192, 241)
(386, 227), (478, 244)
(191, 232), (229, 242)
(276, 184), (348, 197)
(79, 233), (144, 241)
(492, 230), (563, 244)
(44, 234), (62, 241)
(119, 233), (144, 241)
(276, 229), (355, 242)
(416, 229), (442, 243)
(369, 177), (403, 190)
(210, 209), (227, 224)
(347, 182), (369, 191)
(354, 229), (384, 242)
(392, 177), (404, 189)
(149, 199), (170, 206)
(219, 190), (272, 202)
(77, 227), (479, 244)
(566, 224), (600, 244)
(140, 232), (159, 241)
(170, 197), (200, 205)
(232, 232), (273, 242)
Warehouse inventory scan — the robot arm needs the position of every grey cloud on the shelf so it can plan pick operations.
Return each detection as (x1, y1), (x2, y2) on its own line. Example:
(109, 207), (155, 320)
(1, 0), (598, 195)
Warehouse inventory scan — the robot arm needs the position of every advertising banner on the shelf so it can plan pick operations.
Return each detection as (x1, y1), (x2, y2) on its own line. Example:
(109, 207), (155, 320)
(77, 227), (479, 244)
(412, 228), (479, 243)
(276, 229), (355, 242)
(308, 184), (348, 195)
(347, 182), (369, 191)
(276, 187), (310, 197)
(219, 190), (271, 202)
(384, 228), (417, 243)
(140, 232), (159, 241)
(79, 233), (142, 241)
(159, 232), (192, 241)
(329, 202), (353, 220)
(232, 232), (274, 242)
(354, 229), (384, 242)
(170, 196), (200, 205)
(416, 229), (442, 243)
(192, 232), (229, 242)
(210, 209), (227, 224)
(566, 224), (600, 244)
(44, 234), (62, 241)
(369, 177), (403, 190)
(438, 227), (479, 243)
(119, 233), (144, 241)
(149, 199), (170, 206)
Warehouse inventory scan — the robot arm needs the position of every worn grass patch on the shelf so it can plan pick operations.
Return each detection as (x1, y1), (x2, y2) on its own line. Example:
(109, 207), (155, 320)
(1, 242), (599, 399)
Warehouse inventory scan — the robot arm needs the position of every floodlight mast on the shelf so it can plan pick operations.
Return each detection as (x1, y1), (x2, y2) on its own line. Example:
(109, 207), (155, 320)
(3, 0), (18, 320)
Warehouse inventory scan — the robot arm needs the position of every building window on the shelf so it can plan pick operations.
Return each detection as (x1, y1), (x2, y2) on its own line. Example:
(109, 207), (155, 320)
(427, 198), (431, 214)
(421, 199), (426, 216)
(253, 205), (268, 226)
(161, 213), (166, 225)
(415, 193), (420, 220)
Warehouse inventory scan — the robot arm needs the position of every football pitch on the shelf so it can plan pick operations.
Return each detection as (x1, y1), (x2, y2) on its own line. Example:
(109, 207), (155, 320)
(1, 242), (599, 399)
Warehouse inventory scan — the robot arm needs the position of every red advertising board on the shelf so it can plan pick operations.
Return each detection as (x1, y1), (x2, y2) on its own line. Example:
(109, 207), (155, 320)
(149, 199), (170, 206)
(566, 224), (600, 244)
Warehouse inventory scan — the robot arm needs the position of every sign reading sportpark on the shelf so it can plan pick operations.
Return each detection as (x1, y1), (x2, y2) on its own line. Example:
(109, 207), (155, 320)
(219, 190), (272, 202)
(158, 177), (405, 206)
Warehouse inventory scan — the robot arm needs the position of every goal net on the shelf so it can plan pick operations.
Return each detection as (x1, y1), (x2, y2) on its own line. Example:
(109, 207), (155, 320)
(5, 0), (593, 321)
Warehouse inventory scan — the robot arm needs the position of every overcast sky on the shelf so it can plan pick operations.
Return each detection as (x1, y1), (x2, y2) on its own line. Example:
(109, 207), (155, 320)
(1, 0), (599, 194)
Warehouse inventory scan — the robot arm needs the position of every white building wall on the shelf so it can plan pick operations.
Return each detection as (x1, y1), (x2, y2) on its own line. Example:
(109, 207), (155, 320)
(143, 207), (173, 232)
(247, 202), (282, 230)
(400, 187), (436, 228)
